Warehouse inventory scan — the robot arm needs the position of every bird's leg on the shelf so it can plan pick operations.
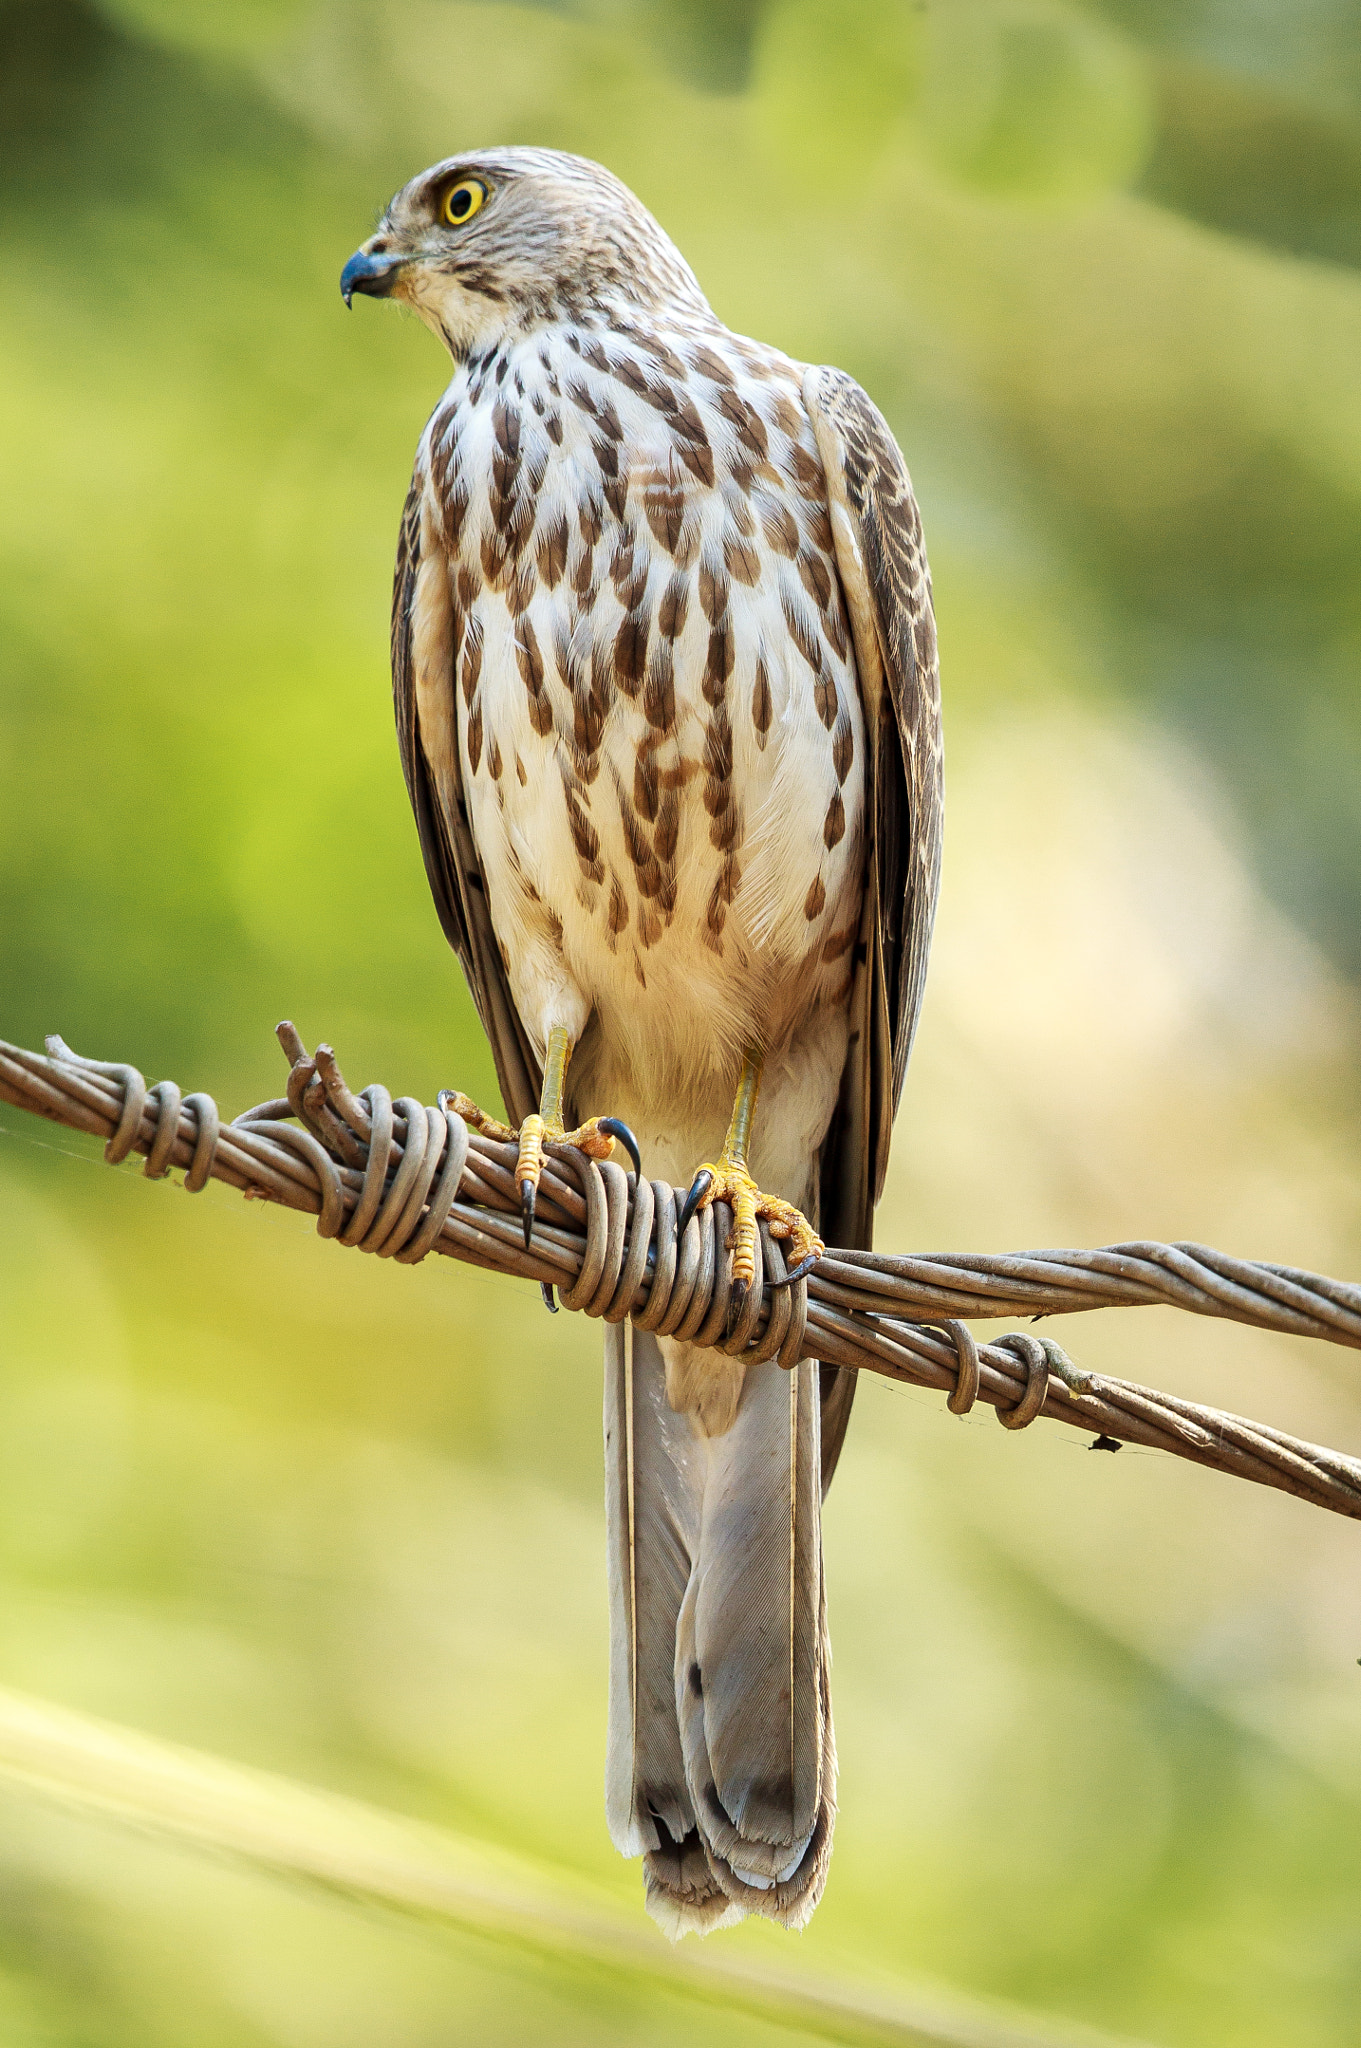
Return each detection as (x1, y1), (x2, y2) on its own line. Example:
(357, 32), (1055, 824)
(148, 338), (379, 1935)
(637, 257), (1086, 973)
(514, 1025), (641, 1272)
(678, 1048), (824, 1312)
(442, 1028), (641, 1250)
(442, 1031), (640, 1313)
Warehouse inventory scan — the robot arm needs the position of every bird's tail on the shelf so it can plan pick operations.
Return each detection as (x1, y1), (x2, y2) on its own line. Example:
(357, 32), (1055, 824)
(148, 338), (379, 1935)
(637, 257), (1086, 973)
(603, 1322), (835, 1937)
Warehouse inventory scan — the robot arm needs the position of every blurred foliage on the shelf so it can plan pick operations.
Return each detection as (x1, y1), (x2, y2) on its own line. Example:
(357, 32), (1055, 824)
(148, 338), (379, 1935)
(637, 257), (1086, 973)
(2, 1), (1361, 2044)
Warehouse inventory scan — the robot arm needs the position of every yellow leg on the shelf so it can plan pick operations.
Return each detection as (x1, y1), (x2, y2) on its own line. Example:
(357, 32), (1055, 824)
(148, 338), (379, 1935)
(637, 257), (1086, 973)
(439, 1026), (641, 1274)
(680, 1047), (824, 1298)
(515, 1024), (640, 1234)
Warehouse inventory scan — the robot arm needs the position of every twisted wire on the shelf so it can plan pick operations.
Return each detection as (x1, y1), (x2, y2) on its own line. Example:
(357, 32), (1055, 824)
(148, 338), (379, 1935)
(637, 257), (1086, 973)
(2, 1028), (1360, 1523)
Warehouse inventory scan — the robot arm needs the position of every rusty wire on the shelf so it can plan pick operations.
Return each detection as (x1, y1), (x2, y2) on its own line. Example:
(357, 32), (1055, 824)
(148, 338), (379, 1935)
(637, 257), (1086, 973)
(3, 1026), (1361, 1526)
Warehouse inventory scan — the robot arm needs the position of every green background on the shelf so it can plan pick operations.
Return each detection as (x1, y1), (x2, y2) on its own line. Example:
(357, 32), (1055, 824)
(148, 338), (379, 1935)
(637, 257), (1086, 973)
(3, 2), (1361, 2041)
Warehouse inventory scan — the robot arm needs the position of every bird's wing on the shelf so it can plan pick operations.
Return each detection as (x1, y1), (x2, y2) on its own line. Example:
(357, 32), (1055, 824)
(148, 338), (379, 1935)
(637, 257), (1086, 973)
(392, 466), (543, 1127)
(804, 368), (944, 1485)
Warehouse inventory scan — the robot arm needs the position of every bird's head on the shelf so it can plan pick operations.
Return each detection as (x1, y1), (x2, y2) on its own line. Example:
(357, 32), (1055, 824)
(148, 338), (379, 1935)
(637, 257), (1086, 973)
(340, 146), (710, 358)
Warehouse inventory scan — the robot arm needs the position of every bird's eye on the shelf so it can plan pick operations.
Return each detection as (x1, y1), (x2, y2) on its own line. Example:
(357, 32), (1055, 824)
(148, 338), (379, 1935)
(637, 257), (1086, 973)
(441, 178), (487, 228)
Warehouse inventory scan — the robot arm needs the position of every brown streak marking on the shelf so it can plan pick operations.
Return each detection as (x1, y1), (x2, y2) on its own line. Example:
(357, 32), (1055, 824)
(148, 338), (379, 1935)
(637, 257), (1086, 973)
(798, 551), (831, 609)
(699, 562), (729, 625)
(642, 468), (686, 555)
(655, 784), (679, 866)
(480, 528), (507, 584)
(690, 344), (737, 387)
(724, 532), (761, 586)
(761, 504), (799, 558)
(803, 504), (833, 554)
(643, 645), (674, 733)
(514, 615), (543, 692)
(466, 705), (482, 774)
(815, 675), (838, 729)
(442, 483), (470, 548)
(564, 785), (603, 882)
(633, 750), (659, 824)
(770, 394), (802, 437)
(671, 520), (699, 572)
(704, 621), (733, 706)
(460, 616), (483, 706)
(832, 720), (855, 785)
(658, 574), (688, 641)
(611, 545), (648, 613)
(716, 389), (769, 458)
(823, 791), (845, 849)
(537, 512), (568, 588)
(804, 875), (826, 920)
(578, 494), (603, 549)
(823, 924), (856, 962)
(752, 659), (772, 744)
(615, 612), (649, 695)
(609, 874), (628, 935)
(703, 709), (732, 806)
(602, 469), (629, 522)
(782, 592), (825, 677)
(515, 754), (527, 786)
(787, 442), (823, 499)
(617, 789), (661, 900)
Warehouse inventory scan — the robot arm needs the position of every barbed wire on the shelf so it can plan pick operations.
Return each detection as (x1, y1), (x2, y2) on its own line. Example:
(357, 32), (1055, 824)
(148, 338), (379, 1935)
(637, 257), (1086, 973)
(2, 1026), (1360, 1524)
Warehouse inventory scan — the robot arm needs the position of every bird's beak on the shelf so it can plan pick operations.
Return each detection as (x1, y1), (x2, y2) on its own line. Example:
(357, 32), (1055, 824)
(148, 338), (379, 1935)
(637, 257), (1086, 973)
(340, 246), (408, 308)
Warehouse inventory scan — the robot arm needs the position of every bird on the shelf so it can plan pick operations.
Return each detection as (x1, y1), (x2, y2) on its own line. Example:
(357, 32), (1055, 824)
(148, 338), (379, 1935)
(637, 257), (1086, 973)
(341, 147), (942, 1935)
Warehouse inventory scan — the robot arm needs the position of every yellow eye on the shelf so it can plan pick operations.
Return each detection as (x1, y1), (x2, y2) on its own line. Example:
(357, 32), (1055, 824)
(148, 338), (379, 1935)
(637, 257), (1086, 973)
(441, 178), (487, 227)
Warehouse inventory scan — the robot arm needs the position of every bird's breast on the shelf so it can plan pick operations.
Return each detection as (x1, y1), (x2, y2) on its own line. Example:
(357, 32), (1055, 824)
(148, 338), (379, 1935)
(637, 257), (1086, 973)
(420, 318), (869, 1065)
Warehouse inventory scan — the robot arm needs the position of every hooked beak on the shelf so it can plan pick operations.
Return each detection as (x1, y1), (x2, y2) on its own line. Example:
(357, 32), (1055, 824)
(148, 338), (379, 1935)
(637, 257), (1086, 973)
(340, 246), (408, 308)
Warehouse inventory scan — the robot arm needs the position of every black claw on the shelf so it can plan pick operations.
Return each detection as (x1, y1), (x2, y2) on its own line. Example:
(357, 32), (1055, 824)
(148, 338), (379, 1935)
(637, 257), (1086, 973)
(727, 1275), (748, 1332)
(540, 1282), (558, 1314)
(677, 1168), (713, 1239)
(520, 1177), (536, 1251)
(437, 1089), (456, 1112)
(597, 1116), (642, 1181)
(769, 1250), (820, 1290)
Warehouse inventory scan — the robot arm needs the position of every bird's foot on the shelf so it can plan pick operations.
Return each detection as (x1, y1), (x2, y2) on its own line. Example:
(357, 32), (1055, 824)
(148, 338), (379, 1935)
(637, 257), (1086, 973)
(678, 1156), (824, 1313)
(513, 1109), (642, 1311)
(437, 1093), (640, 1252)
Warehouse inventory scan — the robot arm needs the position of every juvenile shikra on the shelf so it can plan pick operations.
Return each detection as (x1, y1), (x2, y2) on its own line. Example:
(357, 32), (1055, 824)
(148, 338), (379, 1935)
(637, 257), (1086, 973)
(341, 146), (942, 1932)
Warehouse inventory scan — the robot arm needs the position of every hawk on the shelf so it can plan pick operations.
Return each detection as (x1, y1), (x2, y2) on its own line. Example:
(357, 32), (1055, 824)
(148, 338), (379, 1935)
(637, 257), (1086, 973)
(341, 149), (942, 1934)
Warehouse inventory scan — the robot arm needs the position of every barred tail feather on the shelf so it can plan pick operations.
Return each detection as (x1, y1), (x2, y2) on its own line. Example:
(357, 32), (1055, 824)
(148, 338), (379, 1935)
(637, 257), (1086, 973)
(603, 1324), (835, 1937)
(603, 1324), (737, 1932)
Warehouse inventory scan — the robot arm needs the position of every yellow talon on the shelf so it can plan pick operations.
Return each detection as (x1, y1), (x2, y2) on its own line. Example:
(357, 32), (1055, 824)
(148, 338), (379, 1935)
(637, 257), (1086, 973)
(441, 1032), (642, 1271)
(681, 1048), (824, 1293)
(685, 1158), (823, 1289)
